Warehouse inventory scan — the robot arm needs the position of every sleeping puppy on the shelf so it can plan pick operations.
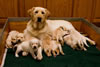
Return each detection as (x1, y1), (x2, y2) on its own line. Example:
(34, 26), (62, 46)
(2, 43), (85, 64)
(16, 33), (25, 43)
(6, 31), (25, 49)
(63, 29), (95, 51)
(15, 38), (40, 59)
(6, 31), (19, 48)
(52, 26), (69, 46)
(41, 33), (64, 57)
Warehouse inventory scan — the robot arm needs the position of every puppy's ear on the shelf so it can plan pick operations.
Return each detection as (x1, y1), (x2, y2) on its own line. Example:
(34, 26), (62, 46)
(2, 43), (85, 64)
(27, 7), (35, 17)
(38, 43), (41, 48)
(45, 9), (50, 18)
(29, 41), (32, 46)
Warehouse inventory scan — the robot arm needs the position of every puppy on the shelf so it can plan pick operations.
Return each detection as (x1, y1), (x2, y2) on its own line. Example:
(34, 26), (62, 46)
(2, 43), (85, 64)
(15, 38), (40, 59)
(16, 33), (25, 43)
(41, 33), (64, 57)
(63, 29), (95, 51)
(6, 31), (19, 48)
(52, 26), (69, 46)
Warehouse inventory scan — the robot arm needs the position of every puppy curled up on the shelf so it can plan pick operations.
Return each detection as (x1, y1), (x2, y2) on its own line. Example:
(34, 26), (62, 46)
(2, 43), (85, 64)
(6, 31), (25, 49)
(15, 38), (40, 60)
(6, 31), (19, 48)
(41, 33), (64, 57)
(52, 26), (69, 46)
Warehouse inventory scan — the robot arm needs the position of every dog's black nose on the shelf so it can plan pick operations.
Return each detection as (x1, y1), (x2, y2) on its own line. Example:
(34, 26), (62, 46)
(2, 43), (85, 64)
(34, 46), (37, 49)
(37, 17), (42, 22)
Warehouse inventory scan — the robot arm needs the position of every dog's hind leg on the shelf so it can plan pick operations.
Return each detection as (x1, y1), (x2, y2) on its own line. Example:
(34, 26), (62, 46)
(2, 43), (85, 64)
(85, 37), (95, 45)
(52, 50), (57, 57)
(55, 48), (60, 55)
(58, 44), (64, 55)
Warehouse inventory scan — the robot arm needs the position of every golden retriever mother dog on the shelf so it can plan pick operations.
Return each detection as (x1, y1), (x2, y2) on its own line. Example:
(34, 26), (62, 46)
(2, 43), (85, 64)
(24, 7), (95, 60)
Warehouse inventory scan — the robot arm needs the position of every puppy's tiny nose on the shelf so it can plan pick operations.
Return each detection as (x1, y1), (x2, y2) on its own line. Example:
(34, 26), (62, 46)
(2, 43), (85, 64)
(34, 46), (37, 49)
(37, 17), (42, 22)
(18, 40), (21, 42)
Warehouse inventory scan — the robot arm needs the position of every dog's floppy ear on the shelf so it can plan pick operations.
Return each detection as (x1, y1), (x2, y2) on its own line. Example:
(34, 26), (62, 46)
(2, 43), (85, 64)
(45, 9), (50, 18)
(27, 7), (35, 17)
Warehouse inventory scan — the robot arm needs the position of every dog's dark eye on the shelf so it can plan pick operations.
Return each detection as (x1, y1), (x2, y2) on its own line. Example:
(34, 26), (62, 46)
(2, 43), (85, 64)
(35, 11), (38, 13)
(42, 11), (45, 14)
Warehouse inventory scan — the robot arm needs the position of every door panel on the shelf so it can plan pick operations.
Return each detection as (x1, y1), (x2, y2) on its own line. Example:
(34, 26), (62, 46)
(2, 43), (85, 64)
(47, 0), (73, 17)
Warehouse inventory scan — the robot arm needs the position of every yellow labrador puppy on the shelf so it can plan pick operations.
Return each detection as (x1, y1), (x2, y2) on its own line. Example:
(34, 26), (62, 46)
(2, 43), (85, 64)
(6, 31), (25, 48)
(6, 31), (19, 48)
(63, 29), (95, 51)
(15, 38), (40, 59)
(41, 33), (64, 57)
(52, 26), (69, 46)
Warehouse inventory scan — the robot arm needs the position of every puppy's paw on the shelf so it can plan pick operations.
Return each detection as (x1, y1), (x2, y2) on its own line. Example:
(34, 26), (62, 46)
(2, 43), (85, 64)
(54, 55), (57, 57)
(15, 54), (19, 57)
(61, 51), (65, 55)
(33, 56), (37, 59)
(90, 41), (96, 45)
(22, 52), (28, 56)
(37, 56), (43, 61)
(83, 48), (87, 51)
(85, 37), (95, 45)
(47, 53), (52, 57)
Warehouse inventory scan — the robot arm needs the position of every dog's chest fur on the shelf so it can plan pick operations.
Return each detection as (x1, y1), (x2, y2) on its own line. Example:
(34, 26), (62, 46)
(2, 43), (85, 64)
(26, 22), (50, 38)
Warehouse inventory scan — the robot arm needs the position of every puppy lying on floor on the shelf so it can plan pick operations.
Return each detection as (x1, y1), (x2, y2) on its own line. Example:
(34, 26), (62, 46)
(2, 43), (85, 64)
(41, 33), (64, 57)
(6, 31), (25, 48)
(15, 38), (40, 59)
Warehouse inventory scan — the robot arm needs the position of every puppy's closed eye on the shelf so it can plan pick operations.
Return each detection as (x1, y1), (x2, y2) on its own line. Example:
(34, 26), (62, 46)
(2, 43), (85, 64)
(60, 26), (64, 31)
(12, 38), (16, 40)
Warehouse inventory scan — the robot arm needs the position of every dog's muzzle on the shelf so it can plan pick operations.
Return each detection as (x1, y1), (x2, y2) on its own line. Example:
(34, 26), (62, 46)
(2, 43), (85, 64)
(37, 17), (42, 22)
